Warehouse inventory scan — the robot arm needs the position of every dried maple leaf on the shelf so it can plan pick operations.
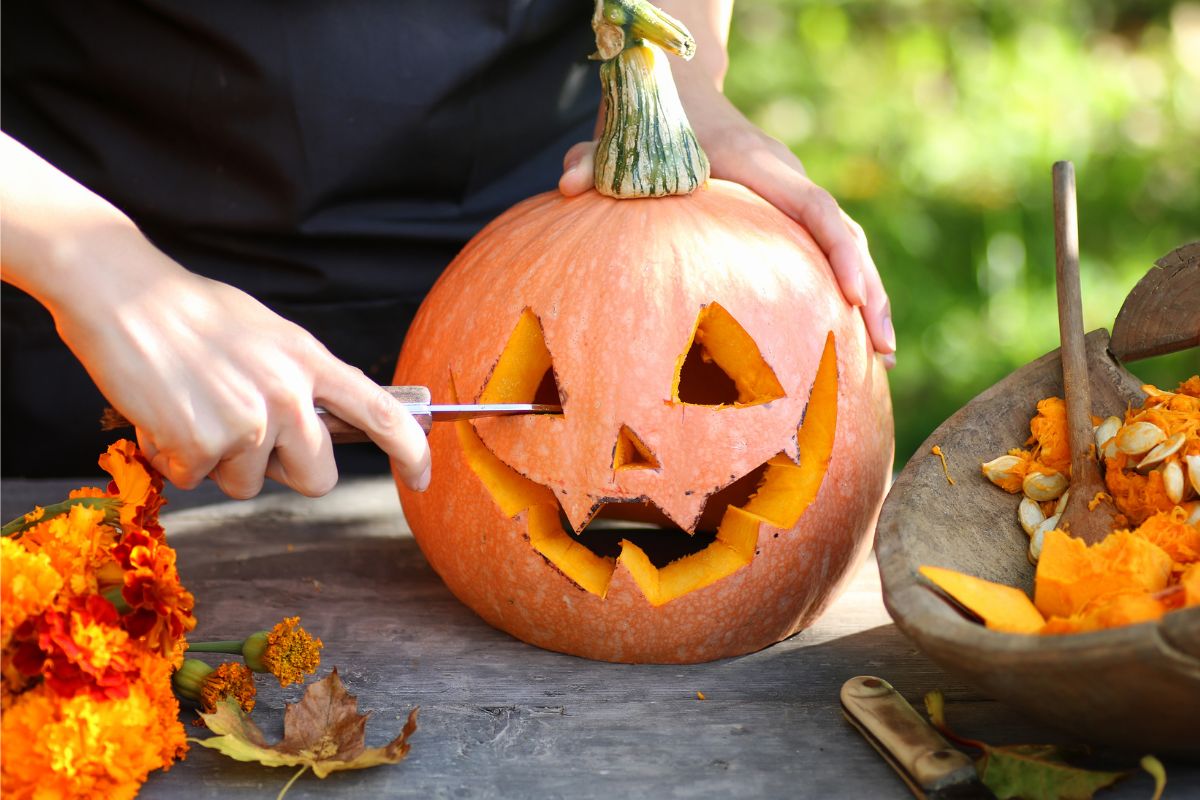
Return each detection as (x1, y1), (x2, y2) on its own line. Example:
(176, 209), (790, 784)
(192, 668), (418, 796)
(924, 690), (1134, 800)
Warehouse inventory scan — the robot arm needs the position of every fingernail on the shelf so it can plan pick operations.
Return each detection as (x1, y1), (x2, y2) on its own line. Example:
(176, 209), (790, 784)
(882, 353), (897, 370)
(415, 462), (432, 492)
(855, 272), (868, 307)
(563, 157), (582, 176)
(883, 315), (897, 352)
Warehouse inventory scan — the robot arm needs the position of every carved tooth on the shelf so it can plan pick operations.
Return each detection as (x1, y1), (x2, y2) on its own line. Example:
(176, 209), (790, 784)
(1137, 432), (1186, 471)
(1163, 460), (1184, 505)
(1023, 470), (1069, 502)
(1094, 416), (1121, 461)
(1115, 421), (1166, 456)
(1018, 496), (1046, 536)
(982, 455), (1023, 488)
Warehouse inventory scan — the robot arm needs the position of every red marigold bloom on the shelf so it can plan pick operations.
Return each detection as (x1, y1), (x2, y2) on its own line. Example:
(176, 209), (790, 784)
(114, 530), (196, 664)
(12, 595), (138, 701)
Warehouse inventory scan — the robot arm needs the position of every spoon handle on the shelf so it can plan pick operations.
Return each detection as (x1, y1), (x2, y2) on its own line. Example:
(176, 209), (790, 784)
(1053, 161), (1093, 476)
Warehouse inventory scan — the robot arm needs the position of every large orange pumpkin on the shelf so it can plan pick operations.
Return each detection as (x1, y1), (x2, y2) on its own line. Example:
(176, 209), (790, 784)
(392, 2), (894, 663)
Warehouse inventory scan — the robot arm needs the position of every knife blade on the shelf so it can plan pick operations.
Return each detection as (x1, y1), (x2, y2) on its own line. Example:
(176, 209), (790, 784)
(841, 676), (996, 800)
(99, 385), (562, 443)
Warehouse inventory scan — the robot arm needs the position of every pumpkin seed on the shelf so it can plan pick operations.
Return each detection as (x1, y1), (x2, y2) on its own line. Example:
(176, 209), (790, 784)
(1093, 416), (1121, 460)
(1137, 432), (1187, 471)
(1163, 460), (1184, 505)
(1029, 514), (1060, 563)
(1018, 496), (1046, 536)
(1115, 421), (1166, 456)
(1023, 470), (1069, 501)
(1184, 501), (1200, 527)
(1187, 454), (1200, 497)
(982, 454), (1023, 487)
(1054, 488), (1070, 517)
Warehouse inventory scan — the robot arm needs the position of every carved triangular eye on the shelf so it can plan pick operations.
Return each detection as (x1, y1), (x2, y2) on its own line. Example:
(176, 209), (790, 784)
(613, 425), (660, 470)
(672, 302), (785, 406)
(480, 309), (561, 405)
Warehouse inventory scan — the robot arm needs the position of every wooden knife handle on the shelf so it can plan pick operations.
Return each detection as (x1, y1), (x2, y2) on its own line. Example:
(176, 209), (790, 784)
(100, 385), (434, 443)
(841, 676), (978, 798)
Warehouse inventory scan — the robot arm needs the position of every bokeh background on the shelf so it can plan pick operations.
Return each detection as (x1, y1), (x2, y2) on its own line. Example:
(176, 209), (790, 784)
(724, 0), (1199, 467)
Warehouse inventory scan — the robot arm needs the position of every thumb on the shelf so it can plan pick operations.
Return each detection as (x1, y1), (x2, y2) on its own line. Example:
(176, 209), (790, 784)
(558, 140), (596, 197)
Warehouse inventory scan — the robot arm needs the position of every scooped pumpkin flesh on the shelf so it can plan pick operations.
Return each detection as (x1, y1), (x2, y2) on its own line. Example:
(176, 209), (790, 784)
(925, 376), (1200, 635)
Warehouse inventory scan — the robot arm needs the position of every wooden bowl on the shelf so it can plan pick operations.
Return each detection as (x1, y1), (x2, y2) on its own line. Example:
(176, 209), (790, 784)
(875, 249), (1200, 756)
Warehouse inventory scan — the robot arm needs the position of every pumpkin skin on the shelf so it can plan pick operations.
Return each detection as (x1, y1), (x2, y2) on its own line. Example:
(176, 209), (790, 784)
(393, 179), (894, 663)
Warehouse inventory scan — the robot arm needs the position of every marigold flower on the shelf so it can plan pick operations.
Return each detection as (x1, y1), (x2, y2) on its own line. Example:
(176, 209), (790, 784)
(0, 676), (186, 799)
(98, 439), (167, 541)
(12, 595), (139, 701)
(16, 503), (116, 599)
(1, 537), (63, 647)
(172, 658), (257, 714)
(246, 616), (323, 688)
(113, 529), (196, 665)
(190, 616), (323, 688)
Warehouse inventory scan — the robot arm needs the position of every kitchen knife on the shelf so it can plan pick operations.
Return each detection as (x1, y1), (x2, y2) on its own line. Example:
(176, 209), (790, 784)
(841, 676), (996, 800)
(99, 385), (561, 443)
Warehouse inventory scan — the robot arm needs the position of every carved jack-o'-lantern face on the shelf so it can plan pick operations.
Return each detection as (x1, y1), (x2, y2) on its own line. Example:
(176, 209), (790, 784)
(395, 180), (893, 664)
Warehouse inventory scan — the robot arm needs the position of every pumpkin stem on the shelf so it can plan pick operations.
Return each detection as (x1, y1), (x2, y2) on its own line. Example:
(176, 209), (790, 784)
(592, 1), (710, 198)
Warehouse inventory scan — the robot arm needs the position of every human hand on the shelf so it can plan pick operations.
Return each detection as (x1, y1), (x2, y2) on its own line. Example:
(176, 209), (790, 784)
(52, 238), (432, 498)
(559, 90), (896, 369)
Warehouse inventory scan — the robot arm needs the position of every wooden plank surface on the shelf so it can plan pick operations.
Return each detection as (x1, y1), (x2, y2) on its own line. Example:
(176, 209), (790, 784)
(3, 477), (1193, 798)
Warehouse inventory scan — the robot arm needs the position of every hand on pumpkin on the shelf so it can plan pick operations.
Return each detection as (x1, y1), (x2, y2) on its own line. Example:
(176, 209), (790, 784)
(1, 133), (432, 498)
(560, 106), (895, 369)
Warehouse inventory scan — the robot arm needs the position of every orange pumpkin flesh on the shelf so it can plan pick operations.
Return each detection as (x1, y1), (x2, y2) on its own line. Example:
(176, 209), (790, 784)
(393, 181), (894, 663)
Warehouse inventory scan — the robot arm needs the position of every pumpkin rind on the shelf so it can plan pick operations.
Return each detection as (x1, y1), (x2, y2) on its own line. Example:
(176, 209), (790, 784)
(393, 181), (894, 663)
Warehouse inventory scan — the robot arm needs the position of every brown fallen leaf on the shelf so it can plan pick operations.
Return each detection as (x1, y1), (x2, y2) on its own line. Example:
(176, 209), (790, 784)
(191, 668), (418, 797)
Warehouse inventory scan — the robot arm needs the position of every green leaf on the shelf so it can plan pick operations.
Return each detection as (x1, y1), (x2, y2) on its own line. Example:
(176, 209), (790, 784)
(192, 668), (419, 782)
(923, 690), (1131, 800)
(979, 745), (1127, 800)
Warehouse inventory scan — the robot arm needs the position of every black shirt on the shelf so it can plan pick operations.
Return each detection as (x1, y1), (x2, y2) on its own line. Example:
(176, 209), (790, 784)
(2, 1), (598, 475)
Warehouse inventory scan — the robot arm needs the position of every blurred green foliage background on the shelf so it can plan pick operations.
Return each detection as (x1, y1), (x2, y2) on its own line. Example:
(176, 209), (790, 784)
(724, 0), (1199, 467)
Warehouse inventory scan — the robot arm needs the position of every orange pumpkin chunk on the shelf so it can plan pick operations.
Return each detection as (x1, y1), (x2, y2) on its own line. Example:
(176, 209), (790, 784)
(918, 565), (1045, 634)
(1040, 592), (1167, 635)
(1034, 529), (1173, 619)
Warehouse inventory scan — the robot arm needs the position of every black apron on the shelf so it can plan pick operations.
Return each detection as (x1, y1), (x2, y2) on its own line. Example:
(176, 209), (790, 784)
(2, 0), (598, 476)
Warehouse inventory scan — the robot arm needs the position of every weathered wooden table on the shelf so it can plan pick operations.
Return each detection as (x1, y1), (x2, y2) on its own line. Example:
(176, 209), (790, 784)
(3, 477), (1194, 798)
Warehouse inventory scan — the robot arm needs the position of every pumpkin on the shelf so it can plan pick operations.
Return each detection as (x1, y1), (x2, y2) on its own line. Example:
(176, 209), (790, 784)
(391, 0), (894, 663)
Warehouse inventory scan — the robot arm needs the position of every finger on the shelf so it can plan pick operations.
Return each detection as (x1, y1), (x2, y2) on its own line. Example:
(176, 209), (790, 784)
(730, 152), (868, 308)
(208, 440), (273, 500)
(314, 364), (431, 492)
(147, 449), (212, 491)
(264, 407), (338, 497)
(842, 212), (896, 361)
(558, 141), (596, 197)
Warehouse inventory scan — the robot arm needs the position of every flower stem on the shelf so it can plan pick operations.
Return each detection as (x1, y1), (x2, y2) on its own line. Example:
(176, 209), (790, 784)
(187, 641), (246, 654)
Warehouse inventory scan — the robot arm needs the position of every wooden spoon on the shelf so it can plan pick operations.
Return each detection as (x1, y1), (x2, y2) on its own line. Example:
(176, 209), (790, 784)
(1052, 161), (1119, 545)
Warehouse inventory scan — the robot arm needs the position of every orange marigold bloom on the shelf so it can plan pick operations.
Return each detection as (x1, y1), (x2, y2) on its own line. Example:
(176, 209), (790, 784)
(1, 537), (64, 647)
(201, 662), (257, 714)
(11, 595), (138, 701)
(244, 616), (323, 687)
(114, 530), (196, 665)
(98, 439), (167, 541)
(18, 503), (118, 599)
(0, 675), (185, 800)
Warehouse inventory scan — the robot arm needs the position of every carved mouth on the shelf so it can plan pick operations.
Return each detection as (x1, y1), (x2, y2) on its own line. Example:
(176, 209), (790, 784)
(453, 332), (839, 606)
